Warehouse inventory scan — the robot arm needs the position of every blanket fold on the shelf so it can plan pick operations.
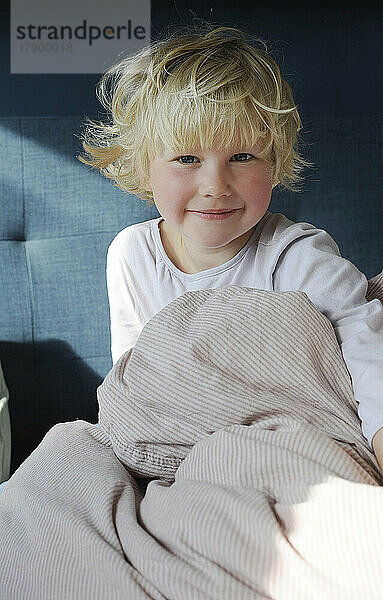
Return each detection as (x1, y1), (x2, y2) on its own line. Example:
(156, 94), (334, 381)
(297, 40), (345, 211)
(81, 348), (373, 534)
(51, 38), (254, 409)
(98, 286), (381, 482)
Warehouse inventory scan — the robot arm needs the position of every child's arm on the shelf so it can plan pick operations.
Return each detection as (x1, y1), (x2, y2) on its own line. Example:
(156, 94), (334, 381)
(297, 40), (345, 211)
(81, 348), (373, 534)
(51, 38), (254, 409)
(106, 235), (144, 365)
(272, 226), (383, 462)
(372, 427), (383, 473)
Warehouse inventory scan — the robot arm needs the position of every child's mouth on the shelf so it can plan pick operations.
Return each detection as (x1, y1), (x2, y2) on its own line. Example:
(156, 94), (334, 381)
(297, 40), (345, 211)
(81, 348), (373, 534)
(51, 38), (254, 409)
(188, 209), (239, 220)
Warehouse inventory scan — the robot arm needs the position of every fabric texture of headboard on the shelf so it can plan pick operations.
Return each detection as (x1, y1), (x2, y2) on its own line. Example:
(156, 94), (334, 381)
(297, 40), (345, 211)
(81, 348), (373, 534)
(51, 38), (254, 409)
(0, 116), (159, 472)
(0, 114), (382, 474)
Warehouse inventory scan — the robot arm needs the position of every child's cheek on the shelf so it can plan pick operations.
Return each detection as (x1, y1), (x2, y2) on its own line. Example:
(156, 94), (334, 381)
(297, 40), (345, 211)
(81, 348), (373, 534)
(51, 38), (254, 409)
(243, 172), (272, 205)
(168, 174), (195, 205)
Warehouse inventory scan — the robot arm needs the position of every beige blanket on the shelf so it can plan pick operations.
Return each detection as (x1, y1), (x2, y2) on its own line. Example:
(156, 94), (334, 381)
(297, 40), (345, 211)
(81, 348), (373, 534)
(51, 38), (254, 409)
(1, 277), (383, 599)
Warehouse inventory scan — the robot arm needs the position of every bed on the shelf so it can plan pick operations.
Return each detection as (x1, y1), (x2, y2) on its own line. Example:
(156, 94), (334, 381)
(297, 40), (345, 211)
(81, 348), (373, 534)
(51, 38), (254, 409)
(0, 114), (382, 598)
(1, 282), (383, 598)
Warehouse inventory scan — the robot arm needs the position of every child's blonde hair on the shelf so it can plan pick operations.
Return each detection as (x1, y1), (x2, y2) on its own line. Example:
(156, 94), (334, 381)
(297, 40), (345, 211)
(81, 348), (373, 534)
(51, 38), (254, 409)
(78, 24), (312, 204)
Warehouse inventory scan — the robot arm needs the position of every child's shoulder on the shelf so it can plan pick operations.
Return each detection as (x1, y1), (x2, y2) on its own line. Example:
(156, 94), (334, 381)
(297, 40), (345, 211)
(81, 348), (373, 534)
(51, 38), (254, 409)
(108, 217), (161, 252)
(261, 212), (332, 249)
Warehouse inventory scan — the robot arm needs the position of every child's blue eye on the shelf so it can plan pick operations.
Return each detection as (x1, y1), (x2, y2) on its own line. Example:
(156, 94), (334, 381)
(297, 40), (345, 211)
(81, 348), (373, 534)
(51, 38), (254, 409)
(176, 156), (197, 164)
(232, 153), (253, 162)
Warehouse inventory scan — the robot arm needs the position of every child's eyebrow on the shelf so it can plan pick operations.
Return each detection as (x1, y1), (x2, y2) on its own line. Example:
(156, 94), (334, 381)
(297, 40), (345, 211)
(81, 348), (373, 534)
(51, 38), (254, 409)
(165, 146), (260, 157)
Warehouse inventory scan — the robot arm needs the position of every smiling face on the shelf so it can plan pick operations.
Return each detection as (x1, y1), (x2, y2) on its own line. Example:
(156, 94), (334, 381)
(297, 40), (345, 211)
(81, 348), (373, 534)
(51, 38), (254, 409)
(145, 144), (273, 263)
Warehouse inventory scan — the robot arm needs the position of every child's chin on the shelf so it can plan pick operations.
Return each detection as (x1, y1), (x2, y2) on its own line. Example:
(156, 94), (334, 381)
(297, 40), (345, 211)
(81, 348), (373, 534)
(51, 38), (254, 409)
(192, 233), (238, 249)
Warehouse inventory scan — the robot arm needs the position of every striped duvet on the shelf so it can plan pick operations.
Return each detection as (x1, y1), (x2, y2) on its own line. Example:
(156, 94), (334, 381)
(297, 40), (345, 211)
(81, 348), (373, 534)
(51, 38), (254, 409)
(1, 275), (383, 599)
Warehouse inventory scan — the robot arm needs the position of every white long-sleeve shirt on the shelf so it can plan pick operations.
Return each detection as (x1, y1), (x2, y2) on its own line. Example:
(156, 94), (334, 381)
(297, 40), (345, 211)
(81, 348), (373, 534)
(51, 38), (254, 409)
(106, 211), (383, 447)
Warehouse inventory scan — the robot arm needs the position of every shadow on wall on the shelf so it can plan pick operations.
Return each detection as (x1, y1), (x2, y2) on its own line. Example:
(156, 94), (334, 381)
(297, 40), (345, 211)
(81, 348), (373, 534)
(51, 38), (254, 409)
(0, 340), (103, 475)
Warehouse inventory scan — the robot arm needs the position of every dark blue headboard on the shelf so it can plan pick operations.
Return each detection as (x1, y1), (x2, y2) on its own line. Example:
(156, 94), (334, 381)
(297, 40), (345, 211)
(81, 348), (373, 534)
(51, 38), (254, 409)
(1, 113), (382, 473)
(0, 116), (159, 472)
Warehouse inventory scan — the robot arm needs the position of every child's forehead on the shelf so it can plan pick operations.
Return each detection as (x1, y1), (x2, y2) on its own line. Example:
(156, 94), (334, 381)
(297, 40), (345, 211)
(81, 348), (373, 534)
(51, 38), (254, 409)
(146, 94), (268, 160)
(156, 139), (264, 157)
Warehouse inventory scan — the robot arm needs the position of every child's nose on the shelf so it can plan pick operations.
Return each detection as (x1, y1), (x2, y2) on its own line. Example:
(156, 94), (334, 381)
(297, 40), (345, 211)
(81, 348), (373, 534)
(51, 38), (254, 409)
(199, 165), (231, 198)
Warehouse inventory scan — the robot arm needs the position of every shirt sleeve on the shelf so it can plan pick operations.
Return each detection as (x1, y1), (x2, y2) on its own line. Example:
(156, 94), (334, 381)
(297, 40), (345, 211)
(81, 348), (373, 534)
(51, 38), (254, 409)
(106, 236), (144, 365)
(272, 226), (383, 447)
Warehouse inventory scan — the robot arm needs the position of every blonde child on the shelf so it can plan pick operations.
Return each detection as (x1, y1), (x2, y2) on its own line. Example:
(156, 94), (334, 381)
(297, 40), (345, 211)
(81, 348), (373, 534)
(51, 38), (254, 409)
(78, 25), (383, 471)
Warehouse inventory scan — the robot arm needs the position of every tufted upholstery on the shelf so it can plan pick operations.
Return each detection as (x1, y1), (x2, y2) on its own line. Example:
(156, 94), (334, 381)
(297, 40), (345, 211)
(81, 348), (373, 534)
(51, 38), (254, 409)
(0, 113), (382, 474)
(0, 116), (159, 473)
